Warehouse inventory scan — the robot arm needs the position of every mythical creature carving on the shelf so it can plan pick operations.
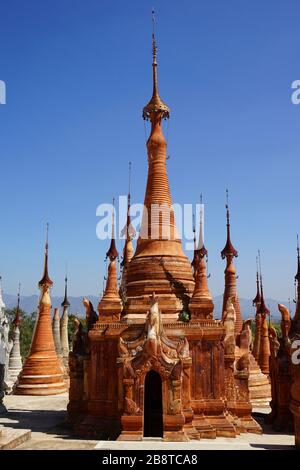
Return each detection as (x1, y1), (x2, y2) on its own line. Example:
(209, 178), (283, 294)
(124, 397), (140, 414)
(72, 318), (86, 355)
(223, 296), (236, 355)
(278, 304), (291, 343)
(83, 297), (98, 331)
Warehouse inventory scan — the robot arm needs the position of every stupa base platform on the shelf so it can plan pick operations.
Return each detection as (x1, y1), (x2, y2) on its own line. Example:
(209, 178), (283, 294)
(15, 377), (67, 396)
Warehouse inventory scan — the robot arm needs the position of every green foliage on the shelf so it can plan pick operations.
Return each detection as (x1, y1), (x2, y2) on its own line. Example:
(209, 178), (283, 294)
(179, 310), (190, 322)
(270, 321), (282, 338)
(5, 308), (37, 360)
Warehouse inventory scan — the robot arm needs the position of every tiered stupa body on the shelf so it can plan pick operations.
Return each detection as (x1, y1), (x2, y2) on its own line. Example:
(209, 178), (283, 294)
(68, 21), (262, 440)
(15, 233), (67, 395)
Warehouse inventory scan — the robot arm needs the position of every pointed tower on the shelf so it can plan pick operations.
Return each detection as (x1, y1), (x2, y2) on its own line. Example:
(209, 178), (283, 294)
(98, 203), (122, 322)
(257, 275), (271, 375)
(8, 283), (23, 388)
(189, 198), (214, 319)
(252, 259), (262, 361)
(125, 16), (194, 318)
(52, 307), (62, 357)
(120, 163), (135, 294)
(221, 192), (243, 335)
(15, 226), (66, 395)
(60, 275), (70, 360)
(294, 235), (300, 326)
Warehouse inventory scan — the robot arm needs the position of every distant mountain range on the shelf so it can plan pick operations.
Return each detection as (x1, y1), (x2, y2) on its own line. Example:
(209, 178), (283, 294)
(3, 293), (289, 321)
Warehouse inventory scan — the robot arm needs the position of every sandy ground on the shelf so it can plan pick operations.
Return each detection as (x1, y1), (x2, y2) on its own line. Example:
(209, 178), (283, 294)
(0, 394), (295, 450)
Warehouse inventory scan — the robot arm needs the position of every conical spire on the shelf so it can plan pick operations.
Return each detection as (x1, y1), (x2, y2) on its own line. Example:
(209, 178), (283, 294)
(121, 163), (135, 270)
(61, 275), (70, 308)
(189, 199), (214, 320)
(142, 10), (170, 121)
(106, 199), (119, 261)
(124, 13), (194, 317)
(221, 191), (242, 335)
(52, 307), (62, 357)
(252, 256), (262, 360)
(13, 282), (21, 327)
(60, 273), (70, 361)
(197, 194), (208, 257)
(257, 252), (270, 317)
(221, 190), (238, 259)
(191, 213), (198, 271)
(258, 276), (270, 316)
(8, 283), (23, 389)
(257, 259), (270, 374)
(39, 223), (53, 288)
(253, 257), (261, 306)
(192, 197), (208, 270)
(98, 261), (122, 322)
(294, 235), (300, 322)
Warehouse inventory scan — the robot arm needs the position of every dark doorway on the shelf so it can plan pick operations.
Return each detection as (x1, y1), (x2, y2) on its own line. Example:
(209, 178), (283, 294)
(143, 370), (163, 437)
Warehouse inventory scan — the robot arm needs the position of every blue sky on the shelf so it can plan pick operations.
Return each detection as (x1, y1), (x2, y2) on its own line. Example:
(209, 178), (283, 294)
(0, 0), (299, 305)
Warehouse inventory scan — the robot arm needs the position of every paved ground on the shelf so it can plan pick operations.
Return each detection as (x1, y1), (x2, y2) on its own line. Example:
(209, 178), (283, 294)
(0, 395), (295, 450)
(0, 394), (98, 450)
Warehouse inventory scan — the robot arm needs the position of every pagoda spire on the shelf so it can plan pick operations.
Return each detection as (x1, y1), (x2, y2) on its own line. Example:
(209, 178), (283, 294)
(60, 273), (70, 362)
(142, 9), (170, 121)
(189, 198), (214, 320)
(15, 226), (66, 395)
(106, 198), (119, 261)
(39, 223), (53, 288)
(8, 283), (22, 389)
(98, 210), (122, 322)
(221, 191), (242, 335)
(253, 257), (261, 307)
(252, 256), (262, 360)
(124, 12), (194, 317)
(61, 274), (70, 308)
(191, 195), (208, 273)
(121, 163), (135, 270)
(294, 234), (300, 323)
(257, 252), (270, 375)
(120, 164), (135, 298)
(191, 212), (198, 273)
(14, 282), (21, 327)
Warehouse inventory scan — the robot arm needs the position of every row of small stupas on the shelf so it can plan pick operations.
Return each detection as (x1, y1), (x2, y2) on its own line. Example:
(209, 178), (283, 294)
(1, 15), (298, 445)
(253, 238), (300, 446)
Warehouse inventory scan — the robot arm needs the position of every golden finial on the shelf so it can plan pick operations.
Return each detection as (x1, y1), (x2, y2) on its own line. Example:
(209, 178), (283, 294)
(143, 9), (170, 121)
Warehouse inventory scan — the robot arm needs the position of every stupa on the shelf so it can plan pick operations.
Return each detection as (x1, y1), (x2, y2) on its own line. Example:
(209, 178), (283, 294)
(15, 227), (67, 395)
(67, 15), (261, 440)
(8, 284), (23, 390)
